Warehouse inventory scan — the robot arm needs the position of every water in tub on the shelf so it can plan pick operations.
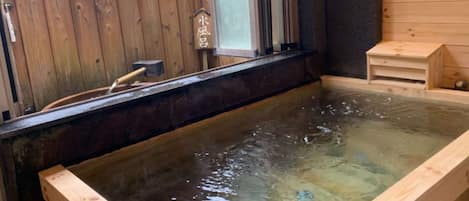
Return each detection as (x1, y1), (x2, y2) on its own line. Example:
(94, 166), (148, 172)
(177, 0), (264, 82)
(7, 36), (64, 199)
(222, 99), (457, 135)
(70, 84), (469, 201)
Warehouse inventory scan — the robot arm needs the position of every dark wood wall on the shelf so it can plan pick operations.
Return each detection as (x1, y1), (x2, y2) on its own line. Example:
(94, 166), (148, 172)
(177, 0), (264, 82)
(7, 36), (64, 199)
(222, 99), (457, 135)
(325, 0), (382, 78)
(6, 0), (202, 111)
(299, 0), (326, 67)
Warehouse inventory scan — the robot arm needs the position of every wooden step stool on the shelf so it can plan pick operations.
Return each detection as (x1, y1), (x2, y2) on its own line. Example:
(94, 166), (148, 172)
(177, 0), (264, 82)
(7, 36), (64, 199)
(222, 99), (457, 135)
(367, 41), (443, 90)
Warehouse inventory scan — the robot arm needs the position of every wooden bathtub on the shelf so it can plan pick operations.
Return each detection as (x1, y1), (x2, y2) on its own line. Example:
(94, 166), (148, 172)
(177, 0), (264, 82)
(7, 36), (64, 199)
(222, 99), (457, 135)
(38, 76), (469, 201)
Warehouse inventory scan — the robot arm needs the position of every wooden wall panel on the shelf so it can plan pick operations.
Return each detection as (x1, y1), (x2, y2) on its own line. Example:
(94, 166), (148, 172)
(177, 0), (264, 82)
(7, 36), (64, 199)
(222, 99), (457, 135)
(15, 0), (59, 108)
(95, 0), (127, 81)
(44, 0), (85, 96)
(138, 1), (165, 61)
(71, 0), (109, 88)
(383, 0), (469, 89)
(383, 1), (469, 24)
(159, 0), (185, 78)
(9, 0), (248, 111)
(209, 55), (250, 67)
(177, 0), (201, 74)
(383, 23), (469, 46)
(117, 0), (146, 68)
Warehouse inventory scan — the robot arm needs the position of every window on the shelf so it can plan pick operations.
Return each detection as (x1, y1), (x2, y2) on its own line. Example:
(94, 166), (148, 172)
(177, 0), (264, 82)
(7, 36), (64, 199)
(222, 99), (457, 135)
(214, 0), (259, 57)
(271, 0), (285, 52)
(212, 0), (299, 57)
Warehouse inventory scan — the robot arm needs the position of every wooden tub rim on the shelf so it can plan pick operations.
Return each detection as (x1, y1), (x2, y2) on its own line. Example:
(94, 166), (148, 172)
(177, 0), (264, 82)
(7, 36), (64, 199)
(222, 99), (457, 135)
(0, 51), (310, 139)
(41, 83), (151, 111)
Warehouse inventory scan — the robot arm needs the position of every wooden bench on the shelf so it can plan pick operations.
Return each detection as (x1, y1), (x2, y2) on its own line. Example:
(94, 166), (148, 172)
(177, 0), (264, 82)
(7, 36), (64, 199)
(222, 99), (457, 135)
(367, 41), (443, 90)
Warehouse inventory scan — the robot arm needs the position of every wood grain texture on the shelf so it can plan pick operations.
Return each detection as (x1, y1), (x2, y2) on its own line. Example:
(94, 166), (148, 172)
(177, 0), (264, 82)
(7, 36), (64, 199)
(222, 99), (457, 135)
(177, 0), (201, 74)
(16, 0), (59, 108)
(444, 45), (469, 68)
(71, 0), (109, 88)
(383, 22), (469, 46)
(95, 0), (128, 81)
(383, 1), (469, 24)
(44, 0), (85, 97)
(137, 0), (165, 60)
(159, 0), (185, 78)
(367, 41), (443, 59)
(137, 0), (167, 80)
(116, 0), (146, 68)
(39, 165), (107, 201)
(10, 0), (220, 111)
(369, 56), (428, 70)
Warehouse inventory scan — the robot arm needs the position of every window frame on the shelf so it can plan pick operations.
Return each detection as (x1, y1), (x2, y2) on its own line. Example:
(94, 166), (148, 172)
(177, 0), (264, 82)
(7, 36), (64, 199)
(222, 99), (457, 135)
(212, 0), (261, 58)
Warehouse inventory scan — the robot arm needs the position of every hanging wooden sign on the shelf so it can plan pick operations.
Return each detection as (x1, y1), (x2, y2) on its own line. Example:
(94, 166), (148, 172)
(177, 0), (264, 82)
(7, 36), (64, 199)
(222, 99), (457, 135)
(193, 8), (214, 50)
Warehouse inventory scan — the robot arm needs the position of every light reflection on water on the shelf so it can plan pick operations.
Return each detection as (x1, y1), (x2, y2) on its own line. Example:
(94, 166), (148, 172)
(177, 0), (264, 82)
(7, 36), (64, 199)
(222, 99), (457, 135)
(71, 84), (469, 201)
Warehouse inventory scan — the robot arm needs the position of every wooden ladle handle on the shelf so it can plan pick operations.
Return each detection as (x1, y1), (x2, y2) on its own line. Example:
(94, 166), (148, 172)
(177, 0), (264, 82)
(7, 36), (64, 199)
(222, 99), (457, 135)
(115, 67), (147, 85)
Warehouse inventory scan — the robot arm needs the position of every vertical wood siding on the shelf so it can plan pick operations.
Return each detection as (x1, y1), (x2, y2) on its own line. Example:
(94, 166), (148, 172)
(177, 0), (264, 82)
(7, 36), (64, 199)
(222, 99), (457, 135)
(11, 0), (202, 110)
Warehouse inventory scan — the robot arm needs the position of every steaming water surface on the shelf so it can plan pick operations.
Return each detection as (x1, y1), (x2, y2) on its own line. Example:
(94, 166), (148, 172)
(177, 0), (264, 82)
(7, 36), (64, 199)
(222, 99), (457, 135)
(71, 83), (469, 201)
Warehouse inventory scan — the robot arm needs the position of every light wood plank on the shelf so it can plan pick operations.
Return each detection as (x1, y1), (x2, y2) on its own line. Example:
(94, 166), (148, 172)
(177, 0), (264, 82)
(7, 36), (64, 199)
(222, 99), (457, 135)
(177, 0), (201, 74)
(369, 55), (428, 70)
(95, 0), (128, 81)
(44, 0), (85, 97)
(371, 65), (426, 81)
(383, 2), (469, 24)
(428, 49), (444, 89)
(383, 22), (469, 46)
(159, 0), (185, 78)
(16, 0), (59, 108)
(116, 0), (146, 68)
(70, 0), (109, 88)
(367, 41), (443, 59)
(39, 165), (107, 201)
(370, 79), (426, 90)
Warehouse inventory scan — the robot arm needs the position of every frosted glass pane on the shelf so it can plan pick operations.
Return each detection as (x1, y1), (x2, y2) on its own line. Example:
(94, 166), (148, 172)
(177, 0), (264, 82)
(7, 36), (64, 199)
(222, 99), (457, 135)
(216, 0), (252, 50)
